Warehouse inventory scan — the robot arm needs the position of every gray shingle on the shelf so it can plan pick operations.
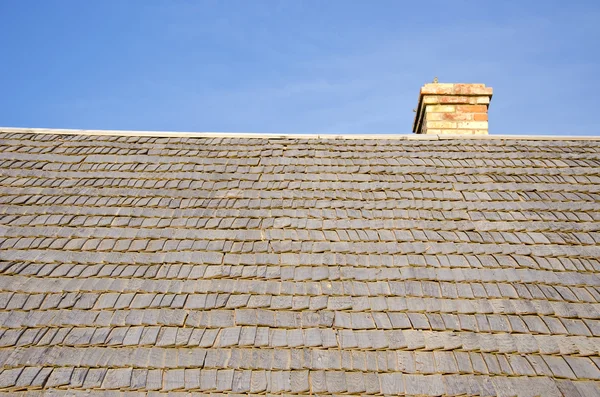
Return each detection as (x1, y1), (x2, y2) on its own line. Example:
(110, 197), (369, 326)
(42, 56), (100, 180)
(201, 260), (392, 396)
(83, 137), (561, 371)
(123, 326), (144, 346)
(380, 372), (403, 395)
(130, 369), (148, 390)
(215, 327), (241, 347)
(238, 326), (256, 346)
(30, 367), (53, 389)
(139, 326), (160, 345)
(230, 369), (251, 392)
(543, 355), (578, 379)
(14, 367), (41, 389)
(287, 328), (304, 347)
(81, 368), (107, 389)
(164, 368), (185, 391)
(216, 368), (234, 391)
(3, 132), (600, 396)
(45, 367), (73, 388)
(199, 368), (217, 390)
(290, 370), (309, 393)
(0, 368), (23, 388)
(269, 370), (290, 393)
(70, 367), (88, 388)
(156, 327), (177, 347)
(101, 368), (132, 389)
(250, 370), (267, 393)
(309, 370), (327, 393)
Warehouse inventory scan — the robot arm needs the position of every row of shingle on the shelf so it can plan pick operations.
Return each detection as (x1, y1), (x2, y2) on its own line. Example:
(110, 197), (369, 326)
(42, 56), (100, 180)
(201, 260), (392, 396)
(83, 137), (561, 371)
(0, 247), (598, 273)
(0, 132), (598, 151)
(0, 326), (600, 356)
(3, 256), (600, 282)
(0, 136), (585, 155)
(4, 244), (600, 267)
(3, 171), (599, 188)
(4, 156), (600, 178)
(3, 210), (598, 229)
(2, 239), (598, 264)
(128, 145), (600, 157)
(3, 280), (599, 312)
(3, 225), (598, 247)
(4, 141), (598, 161)
(0, 380), (596, 397)
(0, 268), (595, 295)
(134, 143), (600, 156)
(487, 174), (600, 185)
(0, 138), (599, 161)
(5, 261), (599, 285)
(4, 175), (596, 192)
(2, 193), (597, 215)
(0, 307), (596, 335)
(5, 148), (593, 173)
(2, 194), (598, 216)
(0, 251), (600, 284)
(1, 303), (596, 332)
(2, 200), (597, 225)
(1, 345), (593, 377)
(4, 241), (599, 266)
(1, 277), (598, 303)
(1, 348), (599, 380)
(4, 159), (599, 182)
(0, 145), (147, 155)
(3, 182), (599, 203)
(3, 150), (599, 172)
(2, 129), (598, 147)
(4, 229), (598, 250)
(4, 223), (598, 245)
(4, 199), (596, 221)
(0, 142), (497, 159)
(1, 222), (591, 241)
(4, 131), (599, 147)
(0, 287), (597, 314)
(2, 283), (598, 313)
(2, 236), (596, 258)
(0, 297), (596, 324)
(3, 344), (600, 385)
(8, 162), (598, 179)
(2, 205), (594, 227)
(1, 324), (599, 353)
(6, 224), (590, 244)
(3, 154), (598, 181)
(4, 177), (600, 197)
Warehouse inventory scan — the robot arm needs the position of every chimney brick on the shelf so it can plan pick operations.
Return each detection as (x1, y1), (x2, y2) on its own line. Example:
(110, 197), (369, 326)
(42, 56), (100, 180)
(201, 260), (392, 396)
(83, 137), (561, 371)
(413, 83), (493, 135)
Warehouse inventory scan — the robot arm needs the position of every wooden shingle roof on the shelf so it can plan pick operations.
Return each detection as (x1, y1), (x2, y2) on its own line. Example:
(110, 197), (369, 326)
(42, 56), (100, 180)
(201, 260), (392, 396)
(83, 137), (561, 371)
(1, 129), (600, 396)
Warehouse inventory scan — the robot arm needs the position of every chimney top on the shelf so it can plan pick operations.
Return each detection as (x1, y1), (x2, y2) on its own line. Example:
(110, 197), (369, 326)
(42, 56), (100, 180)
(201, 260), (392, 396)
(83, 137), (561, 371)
(413, 82), (493, 135)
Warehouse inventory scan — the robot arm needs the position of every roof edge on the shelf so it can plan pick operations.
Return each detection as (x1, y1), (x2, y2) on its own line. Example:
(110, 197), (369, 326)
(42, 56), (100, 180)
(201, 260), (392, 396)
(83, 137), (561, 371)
(1, 127), (599, 141)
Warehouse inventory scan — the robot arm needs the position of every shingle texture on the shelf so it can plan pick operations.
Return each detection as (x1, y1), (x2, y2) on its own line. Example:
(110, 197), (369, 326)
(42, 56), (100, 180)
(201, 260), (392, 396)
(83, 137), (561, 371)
(1, 131), (600, 396)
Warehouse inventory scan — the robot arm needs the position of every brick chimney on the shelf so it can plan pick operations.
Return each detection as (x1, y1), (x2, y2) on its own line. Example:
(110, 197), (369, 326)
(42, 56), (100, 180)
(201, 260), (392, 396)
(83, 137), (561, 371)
(412, 81), (493, 135)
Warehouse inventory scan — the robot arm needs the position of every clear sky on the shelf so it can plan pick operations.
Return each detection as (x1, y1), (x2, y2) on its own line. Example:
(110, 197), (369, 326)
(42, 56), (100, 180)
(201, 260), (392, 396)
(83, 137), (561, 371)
(0, 1), (598, 135)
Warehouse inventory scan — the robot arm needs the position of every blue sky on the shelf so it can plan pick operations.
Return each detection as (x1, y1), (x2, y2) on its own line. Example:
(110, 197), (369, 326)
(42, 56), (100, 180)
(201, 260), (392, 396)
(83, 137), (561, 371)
(0, 1), (599, 135)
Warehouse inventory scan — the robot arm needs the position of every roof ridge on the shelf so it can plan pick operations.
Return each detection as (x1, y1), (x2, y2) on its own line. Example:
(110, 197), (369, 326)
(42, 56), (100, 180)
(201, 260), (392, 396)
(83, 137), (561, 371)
(1, 126), (600, 141)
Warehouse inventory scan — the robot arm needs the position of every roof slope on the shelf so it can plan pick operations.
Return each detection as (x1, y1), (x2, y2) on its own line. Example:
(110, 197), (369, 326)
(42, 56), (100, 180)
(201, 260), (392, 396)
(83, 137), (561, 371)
(0, 130), (600, 396)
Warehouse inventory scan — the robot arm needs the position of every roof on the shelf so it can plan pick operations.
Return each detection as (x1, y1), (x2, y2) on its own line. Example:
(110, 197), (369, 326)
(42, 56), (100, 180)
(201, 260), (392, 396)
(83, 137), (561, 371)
(1, 128), (600, 396)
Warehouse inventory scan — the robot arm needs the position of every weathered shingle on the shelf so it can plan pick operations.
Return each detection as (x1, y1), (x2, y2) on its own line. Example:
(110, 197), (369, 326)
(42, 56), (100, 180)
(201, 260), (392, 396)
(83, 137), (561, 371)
(1, 131), (600, 395)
